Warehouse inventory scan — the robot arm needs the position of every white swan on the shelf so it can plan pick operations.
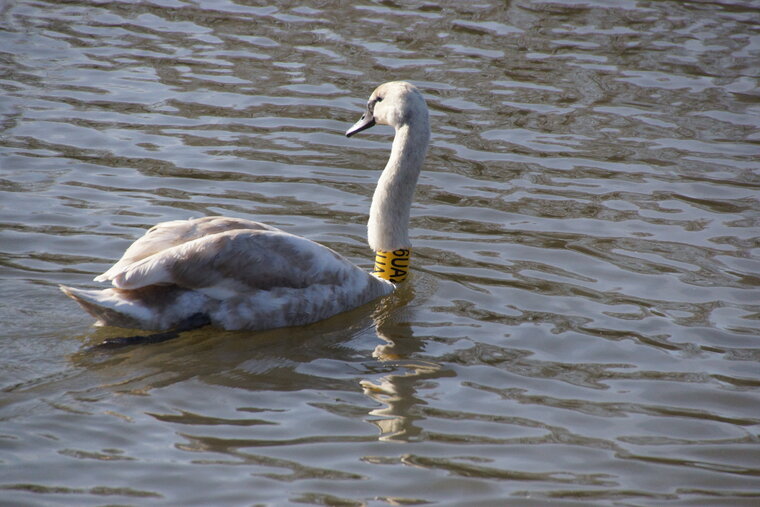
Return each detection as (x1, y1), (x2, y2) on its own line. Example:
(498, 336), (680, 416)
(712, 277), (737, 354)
(60, 81), (430, 331)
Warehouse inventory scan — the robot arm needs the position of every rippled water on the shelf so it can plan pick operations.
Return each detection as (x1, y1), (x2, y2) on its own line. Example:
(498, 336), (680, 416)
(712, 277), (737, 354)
(2, 0), (759, 504)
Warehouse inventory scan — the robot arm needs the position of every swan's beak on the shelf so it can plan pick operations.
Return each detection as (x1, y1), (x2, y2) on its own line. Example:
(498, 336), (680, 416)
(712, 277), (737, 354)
(346, 112), (376, 137)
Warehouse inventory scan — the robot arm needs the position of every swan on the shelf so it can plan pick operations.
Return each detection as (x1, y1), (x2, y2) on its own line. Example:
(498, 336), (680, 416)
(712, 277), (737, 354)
(60, 81), (430, 331)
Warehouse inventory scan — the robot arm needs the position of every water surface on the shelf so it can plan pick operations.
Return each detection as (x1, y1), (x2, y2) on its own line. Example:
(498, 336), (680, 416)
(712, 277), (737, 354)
(1, 0), (759, 505)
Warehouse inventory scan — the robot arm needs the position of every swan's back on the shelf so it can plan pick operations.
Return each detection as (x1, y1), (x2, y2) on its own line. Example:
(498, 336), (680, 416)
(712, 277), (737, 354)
(95, 216), (280, 283)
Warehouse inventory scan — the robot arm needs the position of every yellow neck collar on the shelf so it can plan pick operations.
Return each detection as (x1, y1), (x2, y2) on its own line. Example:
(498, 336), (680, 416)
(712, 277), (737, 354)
(373, 249), (411, 283)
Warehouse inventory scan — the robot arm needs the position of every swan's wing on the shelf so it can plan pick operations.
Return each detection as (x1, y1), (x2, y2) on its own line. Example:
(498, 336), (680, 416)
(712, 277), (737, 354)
(95, 216), (281, 282)
(108, 229), (362, 296)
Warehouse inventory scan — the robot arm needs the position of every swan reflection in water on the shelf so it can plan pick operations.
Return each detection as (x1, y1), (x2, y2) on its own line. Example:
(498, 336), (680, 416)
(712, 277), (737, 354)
(361, 290), (451, 442)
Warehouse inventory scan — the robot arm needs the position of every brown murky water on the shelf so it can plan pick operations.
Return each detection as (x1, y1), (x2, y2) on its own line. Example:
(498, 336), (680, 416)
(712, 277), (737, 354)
(1, 0), (759, 504)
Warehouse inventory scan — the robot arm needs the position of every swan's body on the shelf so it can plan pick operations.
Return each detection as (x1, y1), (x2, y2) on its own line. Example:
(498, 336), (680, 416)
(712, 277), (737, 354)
(61, 81), (430, 331)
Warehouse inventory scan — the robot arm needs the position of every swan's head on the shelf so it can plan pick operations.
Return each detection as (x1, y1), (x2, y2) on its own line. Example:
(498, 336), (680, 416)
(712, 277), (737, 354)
(346, 81), (428, 137)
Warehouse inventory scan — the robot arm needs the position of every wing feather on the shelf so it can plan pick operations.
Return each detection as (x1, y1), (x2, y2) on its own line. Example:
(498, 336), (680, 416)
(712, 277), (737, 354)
(111, 229), (358, 295)
(95, 216), (280, 282)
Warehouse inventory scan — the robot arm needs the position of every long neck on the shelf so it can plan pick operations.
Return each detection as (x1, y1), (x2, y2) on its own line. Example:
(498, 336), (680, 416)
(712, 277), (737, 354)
(367, 119), (429, 252)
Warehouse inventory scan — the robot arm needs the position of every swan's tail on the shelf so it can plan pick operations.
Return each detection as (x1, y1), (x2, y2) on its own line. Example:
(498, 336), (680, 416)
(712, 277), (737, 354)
(60, 285), (208, 331)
